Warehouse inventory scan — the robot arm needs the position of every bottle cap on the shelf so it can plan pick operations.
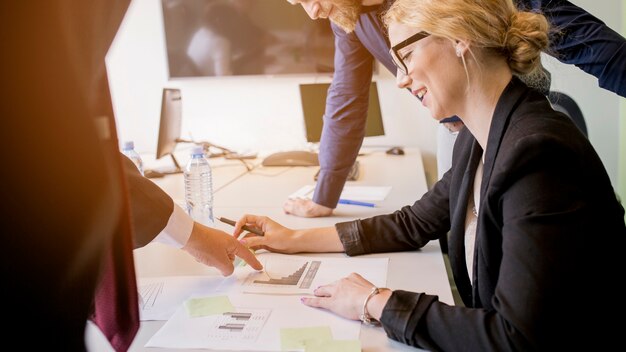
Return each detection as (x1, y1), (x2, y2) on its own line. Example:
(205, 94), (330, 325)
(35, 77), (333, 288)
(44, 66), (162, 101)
(191, 146), (205, 156)
(122, 141), (134, 150)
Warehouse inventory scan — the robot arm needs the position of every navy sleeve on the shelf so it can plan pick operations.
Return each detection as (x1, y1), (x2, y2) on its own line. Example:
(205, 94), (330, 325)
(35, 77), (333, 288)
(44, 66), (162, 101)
(519, 0), (626, 97)
(313, 22), (375, 208)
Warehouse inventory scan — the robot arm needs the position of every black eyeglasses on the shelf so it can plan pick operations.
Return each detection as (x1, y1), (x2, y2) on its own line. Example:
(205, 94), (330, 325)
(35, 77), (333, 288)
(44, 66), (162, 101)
(389, 31), (429, 75)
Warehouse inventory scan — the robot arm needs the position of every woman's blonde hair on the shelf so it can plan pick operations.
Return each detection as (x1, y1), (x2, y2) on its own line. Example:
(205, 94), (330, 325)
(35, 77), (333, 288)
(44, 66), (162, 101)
(384, 0), (550, 76)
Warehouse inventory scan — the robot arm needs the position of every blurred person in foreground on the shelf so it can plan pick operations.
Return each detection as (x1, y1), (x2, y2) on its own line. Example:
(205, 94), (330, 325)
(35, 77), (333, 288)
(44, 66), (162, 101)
(1, 2), (261, 350)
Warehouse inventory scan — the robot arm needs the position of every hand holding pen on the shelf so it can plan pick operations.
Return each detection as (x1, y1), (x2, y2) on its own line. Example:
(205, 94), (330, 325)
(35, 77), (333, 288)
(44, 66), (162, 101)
(219, 216), (265, 268)
(223, 214), (302, 254)
(218, 216), (265, 238)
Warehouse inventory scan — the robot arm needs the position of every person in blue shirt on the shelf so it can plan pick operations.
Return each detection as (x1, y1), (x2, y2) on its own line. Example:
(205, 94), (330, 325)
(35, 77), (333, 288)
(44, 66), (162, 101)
(283, 0), (626, 218)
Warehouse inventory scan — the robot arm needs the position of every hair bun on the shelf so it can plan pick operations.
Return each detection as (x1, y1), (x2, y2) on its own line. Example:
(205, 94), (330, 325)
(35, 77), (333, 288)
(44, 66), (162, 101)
(504, 11), (550, 75)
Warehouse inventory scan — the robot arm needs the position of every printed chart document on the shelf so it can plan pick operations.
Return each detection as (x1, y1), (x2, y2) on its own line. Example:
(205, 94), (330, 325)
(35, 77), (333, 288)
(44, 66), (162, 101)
(138, 275), (228, 321)
(289, 184), (392, 201)
(233, 253), (388, 295)
(145, 253), (389, 350)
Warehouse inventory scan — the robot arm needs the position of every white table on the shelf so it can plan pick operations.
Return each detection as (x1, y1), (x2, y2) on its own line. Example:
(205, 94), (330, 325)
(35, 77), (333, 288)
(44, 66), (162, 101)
(86, 148), (453, 352)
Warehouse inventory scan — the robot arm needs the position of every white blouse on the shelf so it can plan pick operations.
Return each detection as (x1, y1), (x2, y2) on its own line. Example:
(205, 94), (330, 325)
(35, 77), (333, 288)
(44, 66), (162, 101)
(464, 154), (484, 282)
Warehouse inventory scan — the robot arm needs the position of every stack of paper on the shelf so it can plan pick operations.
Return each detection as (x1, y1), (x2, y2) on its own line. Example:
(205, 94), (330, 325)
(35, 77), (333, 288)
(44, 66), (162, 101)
(140, 253), (389, 351)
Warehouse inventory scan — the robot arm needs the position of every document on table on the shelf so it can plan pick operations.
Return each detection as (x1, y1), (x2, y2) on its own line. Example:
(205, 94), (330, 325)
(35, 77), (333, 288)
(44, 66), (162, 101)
(138, 275), (230, 321)
(145, 253), (389, 350)
(146, 295), (360, 351)
(289, 184), (392, 201)
(232, 253), (388, 295)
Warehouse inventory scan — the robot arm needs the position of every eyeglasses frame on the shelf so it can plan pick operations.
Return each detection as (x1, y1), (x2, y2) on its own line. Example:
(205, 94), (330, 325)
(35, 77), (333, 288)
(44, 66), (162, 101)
(389, 31), (430, 75)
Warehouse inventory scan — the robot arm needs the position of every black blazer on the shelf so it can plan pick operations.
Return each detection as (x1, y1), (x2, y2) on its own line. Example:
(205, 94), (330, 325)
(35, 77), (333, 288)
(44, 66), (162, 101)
(337, 78), (626, 351)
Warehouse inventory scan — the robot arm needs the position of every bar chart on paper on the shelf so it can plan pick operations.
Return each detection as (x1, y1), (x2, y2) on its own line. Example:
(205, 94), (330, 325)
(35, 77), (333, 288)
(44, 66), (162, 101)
(146, 254), (389, 350)
(207, 309), (271, 342)
(242, 257), (321, 294)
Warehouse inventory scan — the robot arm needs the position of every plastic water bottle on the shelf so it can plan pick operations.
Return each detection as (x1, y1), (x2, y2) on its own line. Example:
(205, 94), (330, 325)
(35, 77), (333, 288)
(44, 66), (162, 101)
(184, 146), (214, 225)
(122, 141), (144, 176)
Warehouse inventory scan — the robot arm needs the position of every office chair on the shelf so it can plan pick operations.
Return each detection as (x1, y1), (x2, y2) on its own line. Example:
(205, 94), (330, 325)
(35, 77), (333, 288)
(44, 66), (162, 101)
(548, 91), (588, 137)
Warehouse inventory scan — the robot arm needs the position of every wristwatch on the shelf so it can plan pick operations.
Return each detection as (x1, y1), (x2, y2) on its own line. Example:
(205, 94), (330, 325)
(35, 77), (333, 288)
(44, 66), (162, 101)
(360, 286), (382, 325)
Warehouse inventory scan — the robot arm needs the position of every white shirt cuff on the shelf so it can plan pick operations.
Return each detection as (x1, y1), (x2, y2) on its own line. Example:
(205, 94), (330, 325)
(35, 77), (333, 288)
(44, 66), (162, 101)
(152, 204), (194, 248)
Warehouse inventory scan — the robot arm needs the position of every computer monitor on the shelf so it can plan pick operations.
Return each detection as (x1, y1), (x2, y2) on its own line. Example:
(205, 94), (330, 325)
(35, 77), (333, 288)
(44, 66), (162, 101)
(299, 81), (384, 143)
(145, 88), (184, 178)
(146, 87), (251, 178)
(156, 88), (182, 159)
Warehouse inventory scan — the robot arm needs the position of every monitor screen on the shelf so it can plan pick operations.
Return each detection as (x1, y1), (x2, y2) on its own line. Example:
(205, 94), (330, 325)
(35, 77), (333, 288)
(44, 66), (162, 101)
(299, 82), (385, 143)
(161, 0), (335, 78)
(156, 88), (182, 159)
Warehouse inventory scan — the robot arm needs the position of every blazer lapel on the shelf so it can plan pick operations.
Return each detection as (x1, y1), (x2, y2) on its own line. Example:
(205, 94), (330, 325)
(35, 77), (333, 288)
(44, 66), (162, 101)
(469, 78), (529, 307)
(480, 78), (528, 199)
(450, 78), (529, 308)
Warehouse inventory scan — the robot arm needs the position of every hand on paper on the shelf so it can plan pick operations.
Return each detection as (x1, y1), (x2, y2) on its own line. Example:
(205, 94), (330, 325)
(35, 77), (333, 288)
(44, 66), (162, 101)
(232, 214), (301, 254)
(182, 222), (263, 275)
(283, 198), (333, 218)
(301, 273), (391, 322)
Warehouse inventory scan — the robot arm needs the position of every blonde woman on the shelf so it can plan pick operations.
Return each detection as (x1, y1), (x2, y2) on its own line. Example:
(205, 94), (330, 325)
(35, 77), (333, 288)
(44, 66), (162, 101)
(234, 0), (625, 350)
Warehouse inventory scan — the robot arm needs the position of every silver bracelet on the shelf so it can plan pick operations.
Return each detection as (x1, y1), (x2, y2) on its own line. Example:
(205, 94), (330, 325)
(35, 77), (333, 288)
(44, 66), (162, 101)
(360, 286), (381, 325)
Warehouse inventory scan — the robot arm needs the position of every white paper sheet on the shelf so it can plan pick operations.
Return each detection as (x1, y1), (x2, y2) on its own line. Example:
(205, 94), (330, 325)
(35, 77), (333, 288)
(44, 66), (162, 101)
(288, 185), (392, 201)
(138, 275), (229, 321)
(145, 293), (361, 351)
(145, 254), (389, 350)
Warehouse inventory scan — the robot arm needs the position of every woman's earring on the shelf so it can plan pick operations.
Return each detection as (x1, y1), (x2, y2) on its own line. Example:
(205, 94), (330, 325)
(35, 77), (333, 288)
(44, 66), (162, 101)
(456, 47), (462, 57)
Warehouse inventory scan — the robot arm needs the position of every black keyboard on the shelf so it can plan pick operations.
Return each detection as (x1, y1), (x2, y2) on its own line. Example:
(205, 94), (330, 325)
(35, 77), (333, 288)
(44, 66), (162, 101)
(314, 160), (360, 181)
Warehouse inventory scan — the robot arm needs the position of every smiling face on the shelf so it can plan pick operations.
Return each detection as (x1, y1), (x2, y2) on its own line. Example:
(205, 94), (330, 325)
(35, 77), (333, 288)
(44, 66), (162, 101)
(287, 0), (362, 33)
(388, 22), (468, 121)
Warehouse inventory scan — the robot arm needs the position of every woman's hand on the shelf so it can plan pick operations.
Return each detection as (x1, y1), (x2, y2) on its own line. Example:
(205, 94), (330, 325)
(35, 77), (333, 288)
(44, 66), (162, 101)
(301, 273), (390, 321)
(233, 214), (302, 253)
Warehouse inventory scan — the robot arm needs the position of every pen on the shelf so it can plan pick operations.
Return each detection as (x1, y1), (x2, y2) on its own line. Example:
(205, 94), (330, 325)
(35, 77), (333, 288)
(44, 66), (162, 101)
(218, 217), (265, 237)
(338, 199), (375, 207)
(218, 217), (262, 268)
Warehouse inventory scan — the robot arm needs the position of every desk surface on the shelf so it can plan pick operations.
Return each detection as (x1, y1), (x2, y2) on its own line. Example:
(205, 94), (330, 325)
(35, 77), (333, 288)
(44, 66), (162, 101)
(86, 148), (453, 352)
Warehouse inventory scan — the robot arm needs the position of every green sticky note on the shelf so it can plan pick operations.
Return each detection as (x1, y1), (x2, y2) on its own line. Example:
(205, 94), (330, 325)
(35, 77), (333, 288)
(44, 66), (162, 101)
(184, 295), (234, 317)
(280, 326), (333, 351)
(304, 339), (361, 352)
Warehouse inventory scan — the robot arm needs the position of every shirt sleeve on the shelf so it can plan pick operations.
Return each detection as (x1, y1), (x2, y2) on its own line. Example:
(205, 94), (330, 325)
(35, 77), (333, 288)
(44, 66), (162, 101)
(334, 170), (452, 256)
(313, 22), (375, 208)
(379, 290), (439, 350)
(123, 154), (175, 248)
(524, 0), (626, 97)
(151, 203), (194, 248)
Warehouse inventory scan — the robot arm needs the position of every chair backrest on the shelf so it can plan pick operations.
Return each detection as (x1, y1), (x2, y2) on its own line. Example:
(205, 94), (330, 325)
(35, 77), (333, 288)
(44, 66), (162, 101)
(548, 91), (588, 137)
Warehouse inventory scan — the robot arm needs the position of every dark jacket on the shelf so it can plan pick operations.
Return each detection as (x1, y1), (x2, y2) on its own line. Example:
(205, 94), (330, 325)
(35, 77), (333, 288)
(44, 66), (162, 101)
(336, 78), (626, 351)
(2, 1), (173, 350)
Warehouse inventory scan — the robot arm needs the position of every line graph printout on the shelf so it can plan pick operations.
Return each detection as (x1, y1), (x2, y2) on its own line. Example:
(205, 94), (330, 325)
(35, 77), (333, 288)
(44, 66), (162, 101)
(236, 253), (389, 295)
(140, 281), (164, 312)
(138, 276), (226, 321)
